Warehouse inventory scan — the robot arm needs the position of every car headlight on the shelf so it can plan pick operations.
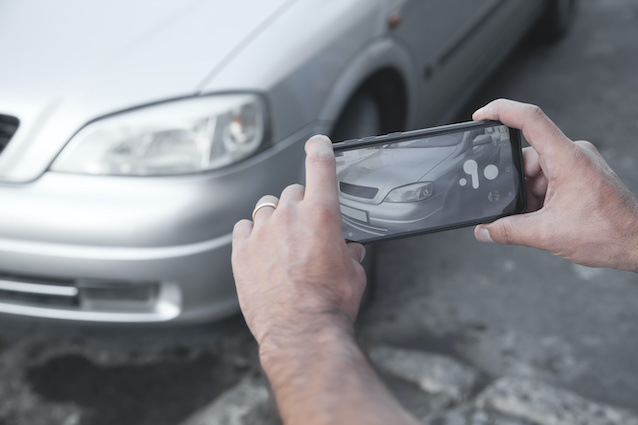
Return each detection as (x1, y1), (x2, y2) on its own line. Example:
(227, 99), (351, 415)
(384, 182), (434, 203)
(51, 94), (266, 176)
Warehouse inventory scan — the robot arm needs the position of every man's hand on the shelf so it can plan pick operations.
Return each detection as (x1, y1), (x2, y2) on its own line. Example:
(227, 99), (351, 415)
(473, 99), (638, 272)
(232, 135), (367, 347)
(232, 135), (418, 425)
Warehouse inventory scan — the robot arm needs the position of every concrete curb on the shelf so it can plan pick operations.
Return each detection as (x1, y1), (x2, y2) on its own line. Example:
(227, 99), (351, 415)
(476, 377), (638, 425)
(368, 344), (478, 401)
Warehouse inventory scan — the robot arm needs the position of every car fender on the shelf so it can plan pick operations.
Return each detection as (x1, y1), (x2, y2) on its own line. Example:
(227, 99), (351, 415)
(294, 37), (418, 186)
(316, 36), (419, 134)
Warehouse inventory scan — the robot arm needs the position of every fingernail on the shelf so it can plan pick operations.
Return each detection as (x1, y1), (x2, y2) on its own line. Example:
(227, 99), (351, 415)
(305, 135), (333, 153)
(477, 228), (494, 243)
(310, 134), (332, 145)
(360, 246), (366, 263)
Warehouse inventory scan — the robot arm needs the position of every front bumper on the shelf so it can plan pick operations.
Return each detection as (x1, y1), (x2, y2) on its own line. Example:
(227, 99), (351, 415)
(340, 192), (446, 241)
(0, 126), (311, 323)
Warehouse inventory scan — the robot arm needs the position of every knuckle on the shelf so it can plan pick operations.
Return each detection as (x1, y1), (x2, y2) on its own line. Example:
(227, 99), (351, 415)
(570, 141), (600, 167)
(308, 202), (339, 226)
(256, 194), (278, 205)
(574, 140), (597, 153)
(280, 183), (304, 198)
(527, 104), (547, 121)
(273, 202), (295, 221)
(233, 219), (250, 235)
(292, 184), (307, 196)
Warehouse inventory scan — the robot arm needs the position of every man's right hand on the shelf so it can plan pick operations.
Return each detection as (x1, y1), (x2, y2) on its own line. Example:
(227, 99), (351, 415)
(473, 99), (638, 273)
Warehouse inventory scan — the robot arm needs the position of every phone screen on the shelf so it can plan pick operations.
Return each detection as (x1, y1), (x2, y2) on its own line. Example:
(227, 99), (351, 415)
(334, 121), (526, 243)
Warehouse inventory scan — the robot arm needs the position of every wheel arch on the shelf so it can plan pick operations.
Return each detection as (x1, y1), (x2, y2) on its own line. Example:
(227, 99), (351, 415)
(317, 37), (419, 138)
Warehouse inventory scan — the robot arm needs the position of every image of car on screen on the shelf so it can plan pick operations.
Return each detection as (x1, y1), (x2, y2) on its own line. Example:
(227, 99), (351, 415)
(337, 126), (520, 242)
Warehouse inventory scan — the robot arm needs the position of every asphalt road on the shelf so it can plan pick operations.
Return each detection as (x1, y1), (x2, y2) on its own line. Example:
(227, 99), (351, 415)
(1, 0), (637, 423)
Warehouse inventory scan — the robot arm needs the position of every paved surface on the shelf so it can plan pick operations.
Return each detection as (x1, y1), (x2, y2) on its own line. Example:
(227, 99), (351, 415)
(1, 1), (638, 424)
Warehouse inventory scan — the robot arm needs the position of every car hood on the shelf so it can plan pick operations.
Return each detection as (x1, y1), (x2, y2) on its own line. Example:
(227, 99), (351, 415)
(339, 146), (459, 202)
(0, 0), (293, 182)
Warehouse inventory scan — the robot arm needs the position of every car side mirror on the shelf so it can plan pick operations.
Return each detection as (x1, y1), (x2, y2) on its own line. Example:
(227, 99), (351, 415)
(473, 134), (492, 146)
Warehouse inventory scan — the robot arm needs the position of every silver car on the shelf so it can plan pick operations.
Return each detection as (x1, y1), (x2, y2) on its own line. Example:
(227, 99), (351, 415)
(0, 0), (574, 323)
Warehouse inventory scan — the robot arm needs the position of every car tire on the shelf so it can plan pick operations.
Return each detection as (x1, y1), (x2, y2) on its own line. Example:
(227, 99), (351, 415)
(331, 91), (383, 313)
(331, 91), (382, 142)
(532, 0), (577, 43)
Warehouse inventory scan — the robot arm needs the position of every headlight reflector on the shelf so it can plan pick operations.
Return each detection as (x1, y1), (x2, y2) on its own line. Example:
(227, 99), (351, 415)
(51, 94), (266, 176)
(384, 182), (434, 203)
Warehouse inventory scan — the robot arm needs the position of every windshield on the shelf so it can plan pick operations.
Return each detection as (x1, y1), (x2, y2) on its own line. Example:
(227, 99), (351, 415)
(398, 132), (465, 148)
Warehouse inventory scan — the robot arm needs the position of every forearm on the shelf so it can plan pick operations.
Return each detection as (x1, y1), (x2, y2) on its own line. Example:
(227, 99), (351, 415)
(259, 319), (419, 425)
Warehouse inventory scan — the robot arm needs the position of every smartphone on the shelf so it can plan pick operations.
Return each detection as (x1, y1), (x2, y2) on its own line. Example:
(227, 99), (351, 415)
(333, 120), (526, 243)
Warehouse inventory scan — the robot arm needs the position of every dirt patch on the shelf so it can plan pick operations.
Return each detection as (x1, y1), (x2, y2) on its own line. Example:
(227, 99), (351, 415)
(26, 353), (243, 425)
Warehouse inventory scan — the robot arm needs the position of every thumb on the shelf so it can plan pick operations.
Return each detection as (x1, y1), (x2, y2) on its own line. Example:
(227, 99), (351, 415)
(474, 213), (545, 248)
(347, 242), (366, 264)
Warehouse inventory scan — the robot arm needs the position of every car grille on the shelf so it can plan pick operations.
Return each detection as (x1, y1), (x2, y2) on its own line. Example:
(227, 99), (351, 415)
(0, 270), (160, 311)
(339, 182), (378, 199)
(0, 271), (79, 308)
(0, 114), (19, 156)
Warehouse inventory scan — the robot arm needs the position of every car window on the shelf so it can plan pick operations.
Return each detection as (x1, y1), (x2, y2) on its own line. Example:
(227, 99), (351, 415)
(399, 133), (463, 148)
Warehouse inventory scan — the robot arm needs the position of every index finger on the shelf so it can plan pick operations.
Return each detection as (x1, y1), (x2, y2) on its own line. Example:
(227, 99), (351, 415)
(303, 135), (339, 204)
(472, 99), (572, 157)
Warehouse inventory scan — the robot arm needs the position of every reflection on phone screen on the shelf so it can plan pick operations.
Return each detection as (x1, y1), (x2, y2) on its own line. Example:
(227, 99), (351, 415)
(336, 124), (522, 242)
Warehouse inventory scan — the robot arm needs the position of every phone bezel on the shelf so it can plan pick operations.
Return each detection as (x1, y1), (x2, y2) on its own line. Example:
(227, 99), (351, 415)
(333, 120), (527, 243)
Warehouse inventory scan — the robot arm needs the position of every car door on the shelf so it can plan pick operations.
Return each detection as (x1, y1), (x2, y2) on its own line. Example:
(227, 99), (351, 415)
(391, 0), (542, 126)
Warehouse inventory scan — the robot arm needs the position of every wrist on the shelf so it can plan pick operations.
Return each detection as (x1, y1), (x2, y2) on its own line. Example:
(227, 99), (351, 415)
(258, 313), (355, 372)
(619, 204), (638, 273)
(626, 236), (638, 274)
